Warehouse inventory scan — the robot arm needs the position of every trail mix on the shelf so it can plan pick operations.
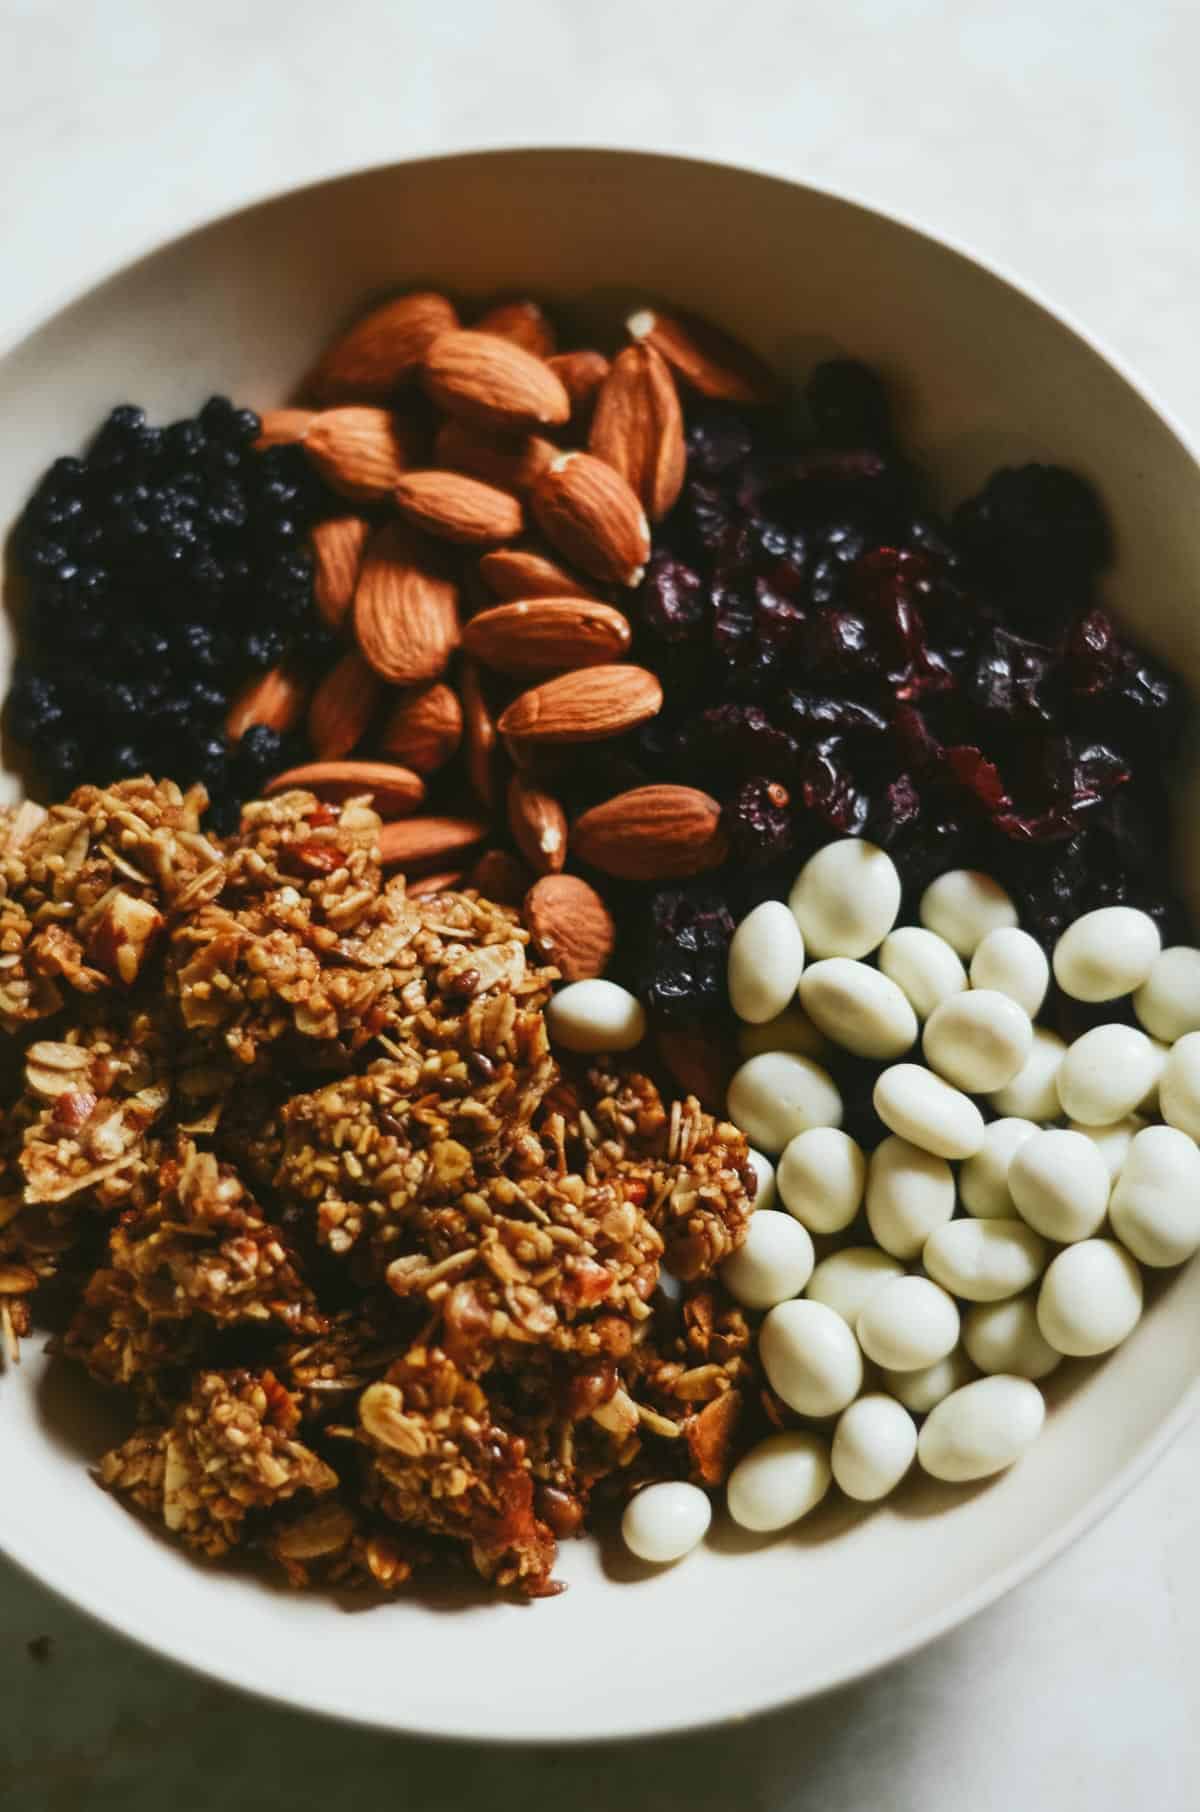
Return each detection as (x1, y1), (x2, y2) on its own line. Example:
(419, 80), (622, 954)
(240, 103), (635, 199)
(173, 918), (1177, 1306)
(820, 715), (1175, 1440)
(7, 294), (1189, 1080)
(3, 292), (1199, 1591)
(0, 779), (755, 1595)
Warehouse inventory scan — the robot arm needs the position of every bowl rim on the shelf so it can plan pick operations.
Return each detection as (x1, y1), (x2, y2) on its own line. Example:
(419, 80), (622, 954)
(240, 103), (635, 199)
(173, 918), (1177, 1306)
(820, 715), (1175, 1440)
(3, 142), (1200, 1746)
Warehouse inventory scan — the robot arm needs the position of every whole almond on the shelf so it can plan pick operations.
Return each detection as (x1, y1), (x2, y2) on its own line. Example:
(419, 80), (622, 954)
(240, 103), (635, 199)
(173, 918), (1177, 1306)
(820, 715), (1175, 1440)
(590, 343), (686, 521)
(531, 452), (650, 587)
(354, 522), (460, 685)
(378, 815), (489, 871)
(524, 873), (615, 981)
(408, 869), (466, 898)
(433, 420), (557, 496)
(308, 291), (459, 403)
(463, 598), (631, 676)
(303, 408), (423, 500)
(254, 408), (314, 450)
(308, 651), (382, 759)
(422, 331), (570, 434)
(474, 299), (557, 358)
(497, 665), (662, 745)
(507, 774), (567, 875)
(265, 760), (425, 815)
(572, 784), (727, 879)
(626, 307), (777, 405)
(546, 350), (610, 424)
(466, 848), (531, 905)
(457, 660), (500, 806)
(478, 545), (597, 601)
(378, 683), (462, 773)
(225, 664), (309, 740)
(311, 515), (370, 628)
(392, 470), (524, 545)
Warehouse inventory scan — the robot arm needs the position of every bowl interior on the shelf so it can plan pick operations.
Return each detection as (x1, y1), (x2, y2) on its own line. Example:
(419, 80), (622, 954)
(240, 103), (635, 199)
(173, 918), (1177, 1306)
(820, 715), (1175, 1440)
(3, 148), (1200, 1743)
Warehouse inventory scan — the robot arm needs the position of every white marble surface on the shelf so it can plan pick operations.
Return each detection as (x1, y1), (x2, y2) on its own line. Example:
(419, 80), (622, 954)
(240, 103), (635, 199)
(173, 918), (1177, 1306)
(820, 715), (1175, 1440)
(2, 1), (1200, 1806)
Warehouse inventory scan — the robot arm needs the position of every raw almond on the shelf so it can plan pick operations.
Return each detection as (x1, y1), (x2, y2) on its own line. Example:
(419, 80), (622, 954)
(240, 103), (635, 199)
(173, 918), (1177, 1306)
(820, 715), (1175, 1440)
(422, 331), (570, 434)
(497, 664), (662, 745)
(308, 291), (459, 403)
(408, 869), (466, 898)
(462, 598), (631, 676)
(466, 849), (531, 906)
(531, 452), (650, 588)
(378, 683), (462, 773)
(392, 470), (524, 545)
(433, 420), (557, 496)
(377, 815), (489, 871)
(507, 774), (567, 875)
(265, 760), (425, 816)
(474, 299), (557, 358)
(311, 515), (370, 628)
(303, 408), (423, 500)
(254, 408), (314, 450)
(353, 522), (460, 684)
(523, 873), (615, 981)
(571, 783), (727, 879)
(460, 659), (503, 806)
(477, 545), (597, 601)
(546, 350), (610, 424)
(626, 306), (777, 405)
(308, 651), (382, 759)
(589, 343), (686, 521)
(225, 664), (309, 740)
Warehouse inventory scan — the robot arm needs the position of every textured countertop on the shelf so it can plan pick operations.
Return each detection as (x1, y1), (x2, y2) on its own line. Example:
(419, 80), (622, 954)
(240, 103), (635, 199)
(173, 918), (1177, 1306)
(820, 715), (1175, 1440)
(2, 2), (1200, 1807)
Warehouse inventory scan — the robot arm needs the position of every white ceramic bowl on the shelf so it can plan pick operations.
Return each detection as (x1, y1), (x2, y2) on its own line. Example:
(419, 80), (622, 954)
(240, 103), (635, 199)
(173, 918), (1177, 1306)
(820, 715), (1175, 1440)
(3, 149), (1200, 1745)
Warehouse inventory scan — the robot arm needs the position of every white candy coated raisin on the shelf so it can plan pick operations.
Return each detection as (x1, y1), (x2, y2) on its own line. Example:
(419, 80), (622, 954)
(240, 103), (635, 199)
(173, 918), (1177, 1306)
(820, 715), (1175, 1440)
(878, 926), (968, 1019)
(726, 1051), (843, 1155)
(919, 870), (1017, 957)
(1053, 906), (1161, 1003)
(864, 1135), (954, 1259)
(923, 990), (1032, 1093)
(546, 980), (646, 1053)
(831, 1395), (917, 1502)
(969, 927), (1049, 1017)
(621, 1481), (712, 1563)
(788, 839), (901, 960)
(917, 1376), (1044, 1482)
(728, 901), (806, 1025)
(776, 1126), (865, 1233)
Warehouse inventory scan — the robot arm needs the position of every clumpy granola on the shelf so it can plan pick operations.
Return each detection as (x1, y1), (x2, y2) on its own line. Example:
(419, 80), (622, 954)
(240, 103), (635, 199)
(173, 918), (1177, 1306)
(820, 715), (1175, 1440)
(1, 777), (753, 1596)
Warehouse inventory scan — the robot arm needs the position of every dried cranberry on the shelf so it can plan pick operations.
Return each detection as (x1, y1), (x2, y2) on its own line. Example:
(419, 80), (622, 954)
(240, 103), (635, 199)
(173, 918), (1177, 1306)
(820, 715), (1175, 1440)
(969, 625), (1060, 725)
(685, 405), (756, 479)
(802, 609), (876, 677)
(798, 735), (870, 836)
(682, 479), (734, 560)
(628, 889), (736, 1027)
(682, 703), (800, 781)
(782, 693), (889, 740)
(724, 778), (794, 867)
(868, 773), (922, 847)
(639, 553), (706, 645)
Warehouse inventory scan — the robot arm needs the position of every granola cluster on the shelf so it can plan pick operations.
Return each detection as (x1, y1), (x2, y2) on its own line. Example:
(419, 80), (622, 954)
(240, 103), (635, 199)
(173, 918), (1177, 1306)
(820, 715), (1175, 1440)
(1, 777), (754, 1595)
